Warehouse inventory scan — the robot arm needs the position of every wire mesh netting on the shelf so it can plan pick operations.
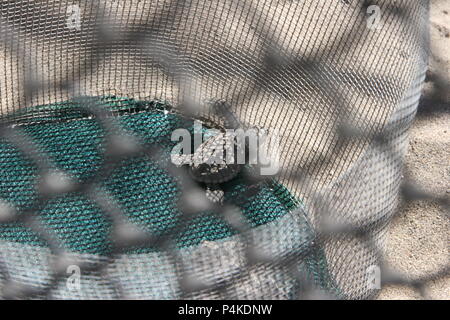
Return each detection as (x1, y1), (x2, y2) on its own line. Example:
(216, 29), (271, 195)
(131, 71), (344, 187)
(0, 0), (447, 300)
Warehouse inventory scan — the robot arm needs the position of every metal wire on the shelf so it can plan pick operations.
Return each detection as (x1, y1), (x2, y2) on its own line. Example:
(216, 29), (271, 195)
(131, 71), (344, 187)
(0, 0), (447, 300)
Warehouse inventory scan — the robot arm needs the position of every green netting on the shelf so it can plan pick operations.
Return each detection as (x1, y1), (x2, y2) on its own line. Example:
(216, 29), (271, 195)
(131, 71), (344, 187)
(0, 96), (336, 297)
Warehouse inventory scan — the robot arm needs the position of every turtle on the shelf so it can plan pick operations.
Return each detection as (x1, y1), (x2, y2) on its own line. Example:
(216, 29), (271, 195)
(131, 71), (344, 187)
(187, 100), (263, 203)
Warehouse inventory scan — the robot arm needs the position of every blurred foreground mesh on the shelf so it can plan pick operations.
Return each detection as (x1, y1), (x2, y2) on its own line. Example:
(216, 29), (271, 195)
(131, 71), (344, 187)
(0, 0), (446, 299)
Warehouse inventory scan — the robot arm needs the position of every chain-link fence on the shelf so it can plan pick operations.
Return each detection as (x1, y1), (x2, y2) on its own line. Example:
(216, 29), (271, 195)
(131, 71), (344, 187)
(0, 0), (447, 300)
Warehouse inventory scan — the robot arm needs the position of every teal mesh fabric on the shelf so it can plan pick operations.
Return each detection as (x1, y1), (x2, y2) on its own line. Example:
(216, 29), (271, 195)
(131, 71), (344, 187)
(0, 96), (336, 297)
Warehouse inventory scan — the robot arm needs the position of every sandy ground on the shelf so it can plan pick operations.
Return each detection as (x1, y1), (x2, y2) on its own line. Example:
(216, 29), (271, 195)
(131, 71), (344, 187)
(378, 0), (449, 300)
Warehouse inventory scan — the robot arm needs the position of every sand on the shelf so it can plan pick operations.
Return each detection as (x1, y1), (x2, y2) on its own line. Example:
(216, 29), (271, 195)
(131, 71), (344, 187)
(378, 0), (449, 300)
